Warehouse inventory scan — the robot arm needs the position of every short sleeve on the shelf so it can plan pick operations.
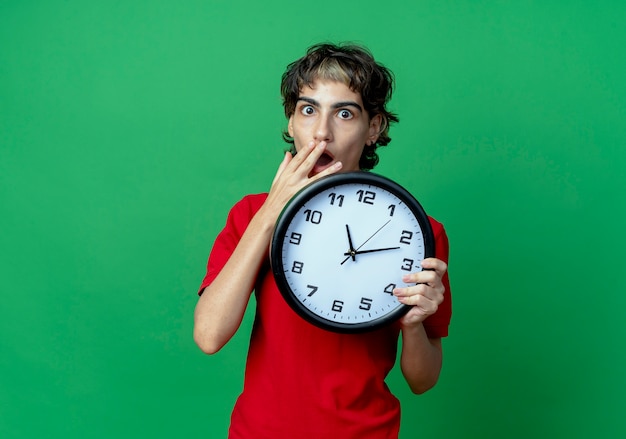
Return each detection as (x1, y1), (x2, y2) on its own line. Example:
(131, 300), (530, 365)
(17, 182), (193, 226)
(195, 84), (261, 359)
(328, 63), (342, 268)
(421, 217), (453, 338)
(197, 194), (268, 295)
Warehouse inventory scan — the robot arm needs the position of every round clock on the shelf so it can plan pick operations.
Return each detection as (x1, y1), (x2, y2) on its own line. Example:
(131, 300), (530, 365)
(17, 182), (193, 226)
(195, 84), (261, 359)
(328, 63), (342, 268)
(270, 171), (435, 333)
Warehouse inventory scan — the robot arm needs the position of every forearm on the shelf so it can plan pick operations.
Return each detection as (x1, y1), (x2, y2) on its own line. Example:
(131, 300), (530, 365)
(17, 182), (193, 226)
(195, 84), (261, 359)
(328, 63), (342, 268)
(193, 207), (275, 354)
(400, 323), (443, 394)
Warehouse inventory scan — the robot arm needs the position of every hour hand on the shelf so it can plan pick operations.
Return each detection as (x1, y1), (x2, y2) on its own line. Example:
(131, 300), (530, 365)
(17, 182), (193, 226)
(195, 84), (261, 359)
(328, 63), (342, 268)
(345, 224), (356, 261)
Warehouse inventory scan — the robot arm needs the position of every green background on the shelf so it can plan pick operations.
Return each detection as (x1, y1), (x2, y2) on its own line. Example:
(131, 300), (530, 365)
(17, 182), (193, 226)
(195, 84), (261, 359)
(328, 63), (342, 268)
(2, 1), (625, 438)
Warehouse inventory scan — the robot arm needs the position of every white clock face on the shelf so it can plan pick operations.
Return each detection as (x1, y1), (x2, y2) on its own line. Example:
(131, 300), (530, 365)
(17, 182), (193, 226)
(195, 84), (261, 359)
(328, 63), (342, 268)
(272, 172), (433, 332)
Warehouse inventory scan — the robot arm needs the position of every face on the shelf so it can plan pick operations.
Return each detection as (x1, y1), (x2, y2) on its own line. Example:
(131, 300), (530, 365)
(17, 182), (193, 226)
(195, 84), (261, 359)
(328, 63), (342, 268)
(288, 80), (381, 175)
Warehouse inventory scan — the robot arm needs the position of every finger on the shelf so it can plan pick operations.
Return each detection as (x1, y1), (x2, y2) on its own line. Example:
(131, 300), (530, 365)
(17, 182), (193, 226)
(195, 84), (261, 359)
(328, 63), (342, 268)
(394, 284), (443, 314)
(285, 141), (319, 173)
(393, 282), (428, 298)
(272, 151), (293, 185)
(396, 290), (439, 313)
(421, 257), (448, 277)
(394, 273), (445, 301)
(395, 284), (444, 306)
(401, 270), (438, 286)
(298, 140), (329, 176)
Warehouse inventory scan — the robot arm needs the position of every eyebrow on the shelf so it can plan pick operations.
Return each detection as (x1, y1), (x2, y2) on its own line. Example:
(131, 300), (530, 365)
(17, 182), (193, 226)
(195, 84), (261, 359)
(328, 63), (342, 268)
(297, 96), (364, 113)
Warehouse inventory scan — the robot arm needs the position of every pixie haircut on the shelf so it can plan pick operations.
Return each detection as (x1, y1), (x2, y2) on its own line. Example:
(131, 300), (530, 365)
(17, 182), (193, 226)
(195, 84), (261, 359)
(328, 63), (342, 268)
(280, 43), (399, 170)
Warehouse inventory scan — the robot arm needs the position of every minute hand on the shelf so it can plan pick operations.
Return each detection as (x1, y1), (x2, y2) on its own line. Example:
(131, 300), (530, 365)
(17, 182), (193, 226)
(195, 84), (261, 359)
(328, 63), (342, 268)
(345, 246), (400, 256)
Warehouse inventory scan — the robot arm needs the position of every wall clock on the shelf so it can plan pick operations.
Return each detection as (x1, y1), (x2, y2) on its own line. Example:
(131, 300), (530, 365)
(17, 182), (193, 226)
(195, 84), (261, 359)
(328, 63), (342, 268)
(270, 171), (434, 333)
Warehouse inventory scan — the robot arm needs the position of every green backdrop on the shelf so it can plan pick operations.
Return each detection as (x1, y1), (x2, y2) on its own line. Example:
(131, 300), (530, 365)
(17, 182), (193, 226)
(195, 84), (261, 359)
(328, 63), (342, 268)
(2, 1), (625, 438)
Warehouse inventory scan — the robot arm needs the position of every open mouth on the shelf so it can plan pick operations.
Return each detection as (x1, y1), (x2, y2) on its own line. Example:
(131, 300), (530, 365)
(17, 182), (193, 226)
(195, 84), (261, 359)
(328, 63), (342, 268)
(310, 152), (335, 177)
(315, 152), (334, 168)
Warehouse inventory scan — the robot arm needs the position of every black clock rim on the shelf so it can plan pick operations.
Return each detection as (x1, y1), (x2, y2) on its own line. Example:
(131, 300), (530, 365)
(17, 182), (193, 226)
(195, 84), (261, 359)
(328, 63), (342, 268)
(270, 171), (435, 334)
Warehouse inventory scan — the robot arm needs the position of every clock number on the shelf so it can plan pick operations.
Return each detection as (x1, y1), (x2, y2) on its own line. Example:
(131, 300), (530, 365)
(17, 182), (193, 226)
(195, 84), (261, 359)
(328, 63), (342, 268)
(388, 204), (396, 216)
(289, 232), (302, 245)
(328, 193), (344, 207)
(359, 297), (373, 311)
(401, 258), (414, 271)
(356, 189), (376, 205)
(306, 285), (318, 297)
(332, 300), (344, 312)
(291, 260), (304, 274)
(383, 283), (396, 295)
(399, 230), (413, 245)
(303, 209), (322, 224)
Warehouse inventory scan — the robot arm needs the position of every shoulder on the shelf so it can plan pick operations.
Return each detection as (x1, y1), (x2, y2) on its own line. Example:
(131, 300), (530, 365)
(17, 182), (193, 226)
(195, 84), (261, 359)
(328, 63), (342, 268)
(215, 193), (269, 240)
(427, 216), (447, 239)
(428, 216), (444, 231)
(427, 216), (450, 262)
(229, 193), (269, 218)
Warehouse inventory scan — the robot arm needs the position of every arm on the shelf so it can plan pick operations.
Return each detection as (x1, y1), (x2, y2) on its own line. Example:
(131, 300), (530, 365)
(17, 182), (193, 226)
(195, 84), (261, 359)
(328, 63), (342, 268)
(393, 258), (448, 394)
(193, 205), (276, 354)
(193, 141), (341, 354)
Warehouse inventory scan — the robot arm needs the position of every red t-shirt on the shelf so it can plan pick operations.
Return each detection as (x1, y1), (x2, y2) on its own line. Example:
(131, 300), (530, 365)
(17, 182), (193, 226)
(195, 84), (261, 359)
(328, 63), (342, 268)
(199, 193), (452, 438)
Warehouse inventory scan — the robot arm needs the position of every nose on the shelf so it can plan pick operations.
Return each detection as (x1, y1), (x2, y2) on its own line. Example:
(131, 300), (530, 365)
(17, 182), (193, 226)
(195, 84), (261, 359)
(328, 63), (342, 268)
(313, 114), (333, 143)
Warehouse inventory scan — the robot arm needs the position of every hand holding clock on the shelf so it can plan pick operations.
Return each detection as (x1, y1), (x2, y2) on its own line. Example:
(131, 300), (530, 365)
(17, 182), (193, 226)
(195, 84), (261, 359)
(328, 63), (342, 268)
(394, 257), (447, 328)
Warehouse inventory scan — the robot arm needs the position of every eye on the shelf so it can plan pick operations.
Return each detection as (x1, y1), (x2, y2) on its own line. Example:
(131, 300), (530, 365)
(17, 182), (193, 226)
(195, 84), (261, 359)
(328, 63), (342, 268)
(338, 109), (353, 120)
(300, 105), (315, 116)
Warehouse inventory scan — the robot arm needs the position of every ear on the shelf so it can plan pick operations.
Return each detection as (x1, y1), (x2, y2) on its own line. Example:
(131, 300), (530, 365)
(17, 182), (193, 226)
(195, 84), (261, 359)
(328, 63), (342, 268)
(368, 114), (383, 144)
(288, 115), (294, 137)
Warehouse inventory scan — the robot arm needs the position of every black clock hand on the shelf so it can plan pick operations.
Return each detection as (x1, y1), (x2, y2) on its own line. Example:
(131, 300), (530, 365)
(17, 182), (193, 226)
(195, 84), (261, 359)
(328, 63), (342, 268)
(340, 220), (392, 265)
(345, 246), (400, 256)
(345, 224), (356, 262)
